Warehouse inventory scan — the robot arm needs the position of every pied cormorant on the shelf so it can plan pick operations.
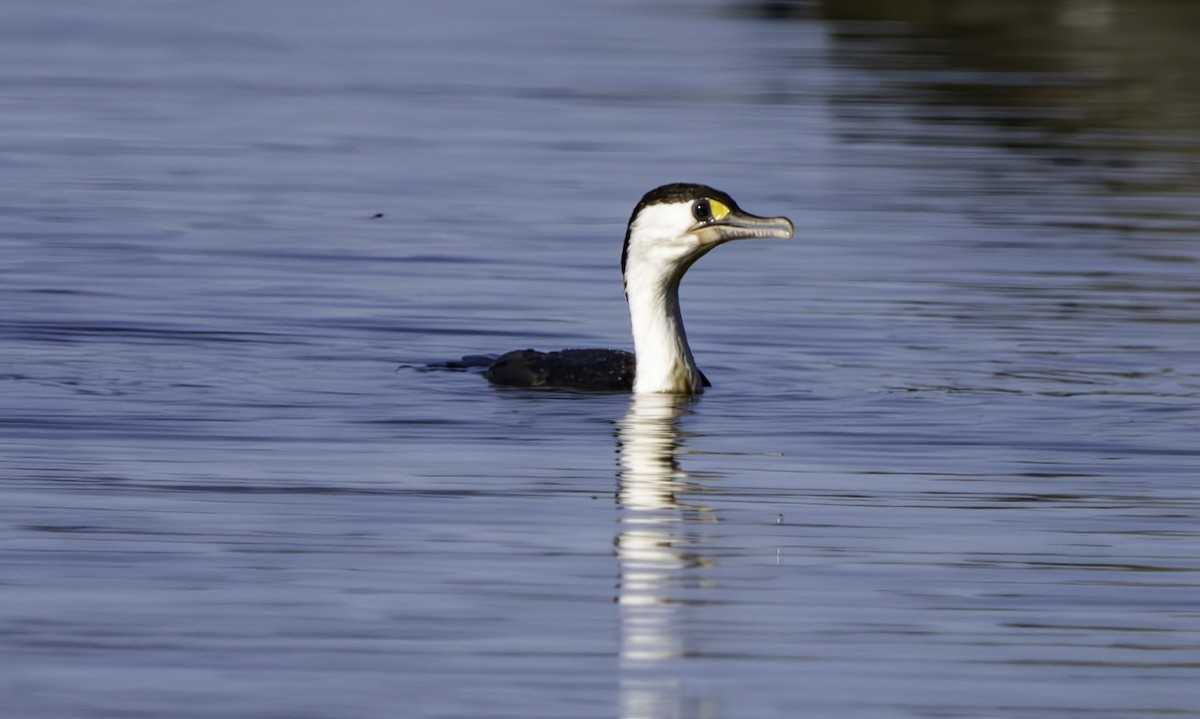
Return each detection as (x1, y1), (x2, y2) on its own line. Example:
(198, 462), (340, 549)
(484, 183), (793, 393)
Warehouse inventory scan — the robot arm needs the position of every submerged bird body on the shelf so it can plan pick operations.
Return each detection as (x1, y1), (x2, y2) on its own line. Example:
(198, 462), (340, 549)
(485, 348), (636, 391)
(484, 183), (793, 394)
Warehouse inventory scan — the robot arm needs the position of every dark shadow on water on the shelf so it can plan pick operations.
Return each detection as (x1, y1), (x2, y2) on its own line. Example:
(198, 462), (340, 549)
(730, 0), (1200, 208)
(816, 0), (1200, 188)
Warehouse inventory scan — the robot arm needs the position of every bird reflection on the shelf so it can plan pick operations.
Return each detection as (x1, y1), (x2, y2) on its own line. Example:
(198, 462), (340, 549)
(615, 393), (719, 719)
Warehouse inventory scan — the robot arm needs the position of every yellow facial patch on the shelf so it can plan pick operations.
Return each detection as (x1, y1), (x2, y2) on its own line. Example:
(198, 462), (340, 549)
(708, 199), (730, 221)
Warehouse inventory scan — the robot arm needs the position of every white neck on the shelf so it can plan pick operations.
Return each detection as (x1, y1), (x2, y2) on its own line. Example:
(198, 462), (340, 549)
(625, 261), (704, 394)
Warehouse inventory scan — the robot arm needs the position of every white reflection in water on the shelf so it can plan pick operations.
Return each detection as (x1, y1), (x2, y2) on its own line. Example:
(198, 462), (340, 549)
(615, 393), (719, 719)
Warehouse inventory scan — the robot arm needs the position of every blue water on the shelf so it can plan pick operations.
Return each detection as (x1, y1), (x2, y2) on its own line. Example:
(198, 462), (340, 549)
(3, 1), (1199, 717)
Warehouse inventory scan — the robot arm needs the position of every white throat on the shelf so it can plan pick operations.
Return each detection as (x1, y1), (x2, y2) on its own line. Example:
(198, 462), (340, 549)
(625, 268), (704, 394)
(623, 208), (708, 394)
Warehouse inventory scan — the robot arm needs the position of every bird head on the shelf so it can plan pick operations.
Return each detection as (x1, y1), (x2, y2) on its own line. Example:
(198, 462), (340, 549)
(621, 183), (794, 290)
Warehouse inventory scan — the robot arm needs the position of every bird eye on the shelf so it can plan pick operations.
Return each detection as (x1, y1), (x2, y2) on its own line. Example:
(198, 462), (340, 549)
(692, 198), (731, 223)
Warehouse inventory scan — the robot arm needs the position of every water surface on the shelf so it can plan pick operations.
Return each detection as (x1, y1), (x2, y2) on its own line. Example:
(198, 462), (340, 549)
(2, 1), (1199, 717)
